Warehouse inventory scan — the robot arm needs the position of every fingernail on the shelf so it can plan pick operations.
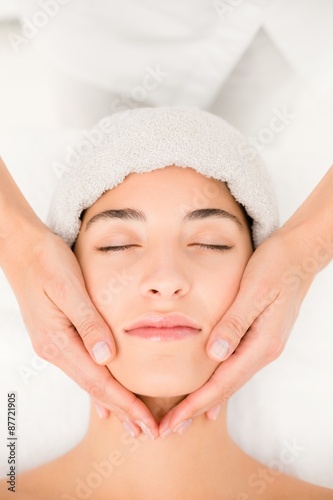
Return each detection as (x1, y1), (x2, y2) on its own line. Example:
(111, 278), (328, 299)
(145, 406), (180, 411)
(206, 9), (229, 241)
(135, 420), (155, 441)
(94, 402), (107, 419)
(210, 404), (222, 421)
(122, 421), (137, 438)
(174, 419), (192, 435)
(92, 341), (112, 364)
(160, 428), (172, 439)
(209, 339), (230, 361)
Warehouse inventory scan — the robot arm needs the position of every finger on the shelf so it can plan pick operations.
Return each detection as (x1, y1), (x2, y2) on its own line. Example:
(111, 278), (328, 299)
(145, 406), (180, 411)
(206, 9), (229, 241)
(207, 283), (280, 362)
(93, 400), (110, 419)
(206, 403), (223, 421)
(37, 326), (159, 439)
(44, 259), (117, 364)
(159, 323), (281, 436)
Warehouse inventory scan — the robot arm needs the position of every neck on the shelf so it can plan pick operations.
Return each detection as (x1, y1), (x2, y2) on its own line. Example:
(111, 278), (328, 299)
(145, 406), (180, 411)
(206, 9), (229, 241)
(136, 394), (191, 422)
(73, 396), (238, 499)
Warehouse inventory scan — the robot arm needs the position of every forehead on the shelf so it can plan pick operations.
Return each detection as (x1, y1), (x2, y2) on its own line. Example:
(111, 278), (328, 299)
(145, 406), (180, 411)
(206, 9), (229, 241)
(83, 166), (244, 220)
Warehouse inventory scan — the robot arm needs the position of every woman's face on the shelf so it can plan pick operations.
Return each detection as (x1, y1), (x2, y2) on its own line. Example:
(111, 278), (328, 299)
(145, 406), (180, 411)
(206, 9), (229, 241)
(74, 166), (253, 397)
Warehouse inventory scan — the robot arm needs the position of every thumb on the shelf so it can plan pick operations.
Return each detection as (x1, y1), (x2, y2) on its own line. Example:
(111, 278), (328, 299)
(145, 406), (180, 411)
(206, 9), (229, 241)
(72, 293), (116, 365)
(207, 284), (279, 362)
(49, 276), (116, 365)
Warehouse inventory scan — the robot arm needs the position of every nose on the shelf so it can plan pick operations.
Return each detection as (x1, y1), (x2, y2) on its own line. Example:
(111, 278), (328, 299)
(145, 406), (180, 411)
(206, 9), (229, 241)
(139, 247), (190, 300)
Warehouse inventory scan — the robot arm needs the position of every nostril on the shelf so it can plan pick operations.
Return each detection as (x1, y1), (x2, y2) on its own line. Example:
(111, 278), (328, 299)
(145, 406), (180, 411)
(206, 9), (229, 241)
(146, 286), (185, 296)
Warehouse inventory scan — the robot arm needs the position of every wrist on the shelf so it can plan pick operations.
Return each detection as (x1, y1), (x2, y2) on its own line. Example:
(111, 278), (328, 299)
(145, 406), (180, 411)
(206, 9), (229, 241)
(0, 191), (51, 281)
(0, 203), (49, 273)
(0, 157), (48, 266)
(279, 214), (333, 277)
(279, 165), (333, 273)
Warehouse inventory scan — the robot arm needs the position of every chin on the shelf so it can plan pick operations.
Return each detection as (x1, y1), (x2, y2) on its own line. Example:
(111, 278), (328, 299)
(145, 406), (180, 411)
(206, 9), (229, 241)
(108, 356), (218, 399)
(115, 372), (206, 399)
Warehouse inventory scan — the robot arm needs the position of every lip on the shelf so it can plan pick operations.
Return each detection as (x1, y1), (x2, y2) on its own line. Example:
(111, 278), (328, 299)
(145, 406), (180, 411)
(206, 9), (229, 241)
(124, 313), (201, 341)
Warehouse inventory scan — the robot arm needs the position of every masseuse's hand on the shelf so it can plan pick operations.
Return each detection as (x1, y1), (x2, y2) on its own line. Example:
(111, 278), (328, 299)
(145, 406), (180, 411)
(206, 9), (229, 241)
(0, 158), (158, 439)
(159, 166), (333, 437)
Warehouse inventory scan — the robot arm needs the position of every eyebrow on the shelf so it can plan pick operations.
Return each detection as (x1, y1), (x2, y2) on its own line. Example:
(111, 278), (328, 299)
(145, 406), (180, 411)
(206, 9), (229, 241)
(85, 207), (243, 231)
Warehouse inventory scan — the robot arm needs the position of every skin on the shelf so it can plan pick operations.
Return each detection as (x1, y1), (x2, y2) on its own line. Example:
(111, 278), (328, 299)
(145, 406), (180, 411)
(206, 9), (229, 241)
(74, 166), (253, 409)
(1, 166), (332, 499)
(163, 165), (333, 435)
(1, 155), (332, 434)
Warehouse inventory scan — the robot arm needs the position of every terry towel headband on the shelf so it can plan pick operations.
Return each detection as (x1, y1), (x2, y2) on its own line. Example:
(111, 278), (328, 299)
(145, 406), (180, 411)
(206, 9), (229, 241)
(47, 105), (279, 247)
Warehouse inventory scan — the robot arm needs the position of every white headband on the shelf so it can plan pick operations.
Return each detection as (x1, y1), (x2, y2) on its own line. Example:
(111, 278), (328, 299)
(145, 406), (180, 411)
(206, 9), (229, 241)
(47, 106), (279, 247)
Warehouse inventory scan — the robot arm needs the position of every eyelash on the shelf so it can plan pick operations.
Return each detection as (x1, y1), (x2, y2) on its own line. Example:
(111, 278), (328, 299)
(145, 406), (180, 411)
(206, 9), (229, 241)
(192, 244), (232, 251)
(97, 244), (233, 252)
(98, 245), (137, 252)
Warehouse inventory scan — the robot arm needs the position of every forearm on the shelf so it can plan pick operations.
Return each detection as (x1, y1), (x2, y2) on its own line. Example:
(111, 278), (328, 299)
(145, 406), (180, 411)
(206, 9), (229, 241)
(0, 157), (47, 267)
(280, 164), (333, 272)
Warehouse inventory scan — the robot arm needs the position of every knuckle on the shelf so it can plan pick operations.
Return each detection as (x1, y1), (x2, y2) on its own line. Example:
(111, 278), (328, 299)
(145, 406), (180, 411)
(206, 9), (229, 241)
(40, 341), (61, 362)
(210, 375), (237, 402)
(32, 340), (48, 361)
(49, 277), (69, 302)
(256, 287), (281, 314)
(77, 317), (99, 344)
(209, 377), (224, 398)
(220, 384), (237, 402)
(170, 396), (200, 420)
(84, 379), (106, 400)
(121, 393), (144, 417)
(31, 336), (60, 362)
(266, 337), (285, 360)
(181, 397), (200, 416)
(254, 279), (274, 298)
(223, 315), (248, 342)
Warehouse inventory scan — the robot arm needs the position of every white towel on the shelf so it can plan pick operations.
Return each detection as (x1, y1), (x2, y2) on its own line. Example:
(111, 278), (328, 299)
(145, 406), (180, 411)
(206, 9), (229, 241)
(47, 105), (279, 246)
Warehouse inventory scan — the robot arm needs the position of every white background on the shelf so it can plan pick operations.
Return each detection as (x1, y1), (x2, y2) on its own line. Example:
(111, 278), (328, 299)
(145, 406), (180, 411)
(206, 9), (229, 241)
(0, 0), (332, 490)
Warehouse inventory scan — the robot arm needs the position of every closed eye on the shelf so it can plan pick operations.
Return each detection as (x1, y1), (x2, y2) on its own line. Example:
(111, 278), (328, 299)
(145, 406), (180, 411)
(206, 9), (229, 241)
(96, 244), (233, 252)
(97, 245), (138, 252)
(190, 243), (233, 251)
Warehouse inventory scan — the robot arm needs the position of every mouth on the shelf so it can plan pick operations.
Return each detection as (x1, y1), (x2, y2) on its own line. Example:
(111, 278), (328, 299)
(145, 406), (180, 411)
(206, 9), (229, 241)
(124, 313), (201, 342)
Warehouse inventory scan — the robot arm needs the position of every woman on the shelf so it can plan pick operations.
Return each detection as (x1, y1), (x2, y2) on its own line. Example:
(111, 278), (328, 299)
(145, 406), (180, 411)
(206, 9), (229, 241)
(2, 1), (333, 434)
(1, 107), (332, 499)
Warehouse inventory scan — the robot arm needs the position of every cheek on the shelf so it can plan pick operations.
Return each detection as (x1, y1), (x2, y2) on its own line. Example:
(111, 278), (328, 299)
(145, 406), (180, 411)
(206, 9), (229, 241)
(87, 276), (125, 313)
(80, 260), (135, 318)
(199, 257), (248, 322)
(76, 254), (113, 310)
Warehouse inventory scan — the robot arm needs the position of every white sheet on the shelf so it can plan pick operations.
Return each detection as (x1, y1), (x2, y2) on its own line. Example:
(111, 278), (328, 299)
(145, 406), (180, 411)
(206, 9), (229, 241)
(0, 19), (332, 490)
